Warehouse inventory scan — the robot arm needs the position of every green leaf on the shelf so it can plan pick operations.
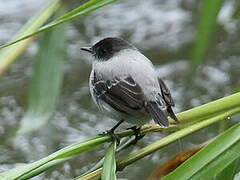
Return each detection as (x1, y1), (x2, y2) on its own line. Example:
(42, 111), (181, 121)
(18, 7), (66, 134)
(0, 136), (110, 180)
(79, 107), (240, 180)
(215, 158), (240, 180)
(77, 169), (102, 180)
(78, 137), (134, 178)
(0, 0), (116, 50)
(1, 93), (240, 180)
(18, 158), (69, 180)
(162, 122), (240, 180)
(177, 92), (240, 124)
(102, 141), (117, 180)
(192, 0), (225, 67)
(118, 108), (240, 171)
(0, 0), (60, 76)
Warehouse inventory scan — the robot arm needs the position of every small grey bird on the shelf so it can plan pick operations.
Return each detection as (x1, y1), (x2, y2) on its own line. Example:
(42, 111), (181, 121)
(81, 37), (178, 137)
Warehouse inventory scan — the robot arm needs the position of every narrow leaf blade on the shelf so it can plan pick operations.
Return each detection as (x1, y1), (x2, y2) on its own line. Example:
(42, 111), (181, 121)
(18, 7), (66, 134)
(215, 158), (240, 180)
(192, 0), (225, 67)
(0, 136), (110, 180)
(102, 141), (117, 180)
(162, 123), (240, 180)
(0, 0), (60, 76)
(0, 0), (116, 51)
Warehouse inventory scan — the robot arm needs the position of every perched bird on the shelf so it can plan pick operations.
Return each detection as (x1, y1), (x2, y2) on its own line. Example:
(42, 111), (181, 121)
(81, 37), (178, 140)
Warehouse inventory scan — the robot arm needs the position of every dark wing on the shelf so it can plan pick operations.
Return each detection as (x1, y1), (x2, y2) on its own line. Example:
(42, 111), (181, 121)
(158, 78), (178, 122)
(92, 72), (145, 118)
(145, 101), (169, 127)
(92, 72), (173, 127)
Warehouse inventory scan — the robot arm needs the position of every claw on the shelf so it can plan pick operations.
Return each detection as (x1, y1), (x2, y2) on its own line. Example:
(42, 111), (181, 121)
(98, 120), (124, 146)
(99, 130), (121, 146)
(127, 126), (145, 145)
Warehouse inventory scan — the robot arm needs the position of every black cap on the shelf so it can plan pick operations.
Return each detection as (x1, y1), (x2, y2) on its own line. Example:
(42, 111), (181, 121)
(81, 37), (136, 61)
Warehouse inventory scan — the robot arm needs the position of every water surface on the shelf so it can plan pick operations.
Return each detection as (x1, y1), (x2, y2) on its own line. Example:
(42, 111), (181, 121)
(0, 0), (240, 179)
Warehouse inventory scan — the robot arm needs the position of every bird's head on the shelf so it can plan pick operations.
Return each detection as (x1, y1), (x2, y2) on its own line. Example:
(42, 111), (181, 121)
(81, 37), (136, 61)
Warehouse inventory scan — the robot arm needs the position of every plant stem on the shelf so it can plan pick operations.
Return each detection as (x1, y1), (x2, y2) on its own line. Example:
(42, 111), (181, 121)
(2, 93), (240, 180)
(175, 92), (240, 123)
(117, 107), (240, 170)
(77, 107), (240, 179)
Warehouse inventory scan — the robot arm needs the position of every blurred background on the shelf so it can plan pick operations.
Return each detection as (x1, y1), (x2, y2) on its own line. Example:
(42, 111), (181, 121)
(0, 0), (240, 179)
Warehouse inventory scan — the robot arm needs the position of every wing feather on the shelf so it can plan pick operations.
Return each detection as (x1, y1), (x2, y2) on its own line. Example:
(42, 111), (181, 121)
(146, 101), (169, 127)
(158, 78), (175, 106)
(91, 72), (177, 126)
(92, 72), (145, 117)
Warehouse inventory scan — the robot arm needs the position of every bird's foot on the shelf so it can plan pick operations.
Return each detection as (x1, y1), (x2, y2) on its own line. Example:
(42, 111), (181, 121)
(127, 126), (145, 145)
(99, 129), (121, 146)
(98, 120), (124, 145)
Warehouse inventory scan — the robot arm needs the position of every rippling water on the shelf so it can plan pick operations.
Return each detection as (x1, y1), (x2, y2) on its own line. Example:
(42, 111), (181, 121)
(0, 0), (240, 179)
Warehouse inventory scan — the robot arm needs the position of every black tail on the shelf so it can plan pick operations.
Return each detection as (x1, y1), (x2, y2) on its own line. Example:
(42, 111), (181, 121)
(167, 106), (179, 122)
(158, 78), (178, 123)
(146, 101), (169, 127)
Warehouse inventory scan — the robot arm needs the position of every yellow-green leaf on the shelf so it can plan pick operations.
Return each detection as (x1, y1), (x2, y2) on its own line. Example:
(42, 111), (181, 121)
(102, 141), (117, 180)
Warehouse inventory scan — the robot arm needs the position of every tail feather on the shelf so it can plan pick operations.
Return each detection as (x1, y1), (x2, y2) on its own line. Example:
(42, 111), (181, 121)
(167, 106), (179, 122)
(146, 101), (169, 127)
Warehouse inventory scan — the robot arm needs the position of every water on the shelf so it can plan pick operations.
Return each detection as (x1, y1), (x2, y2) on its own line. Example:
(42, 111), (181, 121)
(0, 0), (240, 179)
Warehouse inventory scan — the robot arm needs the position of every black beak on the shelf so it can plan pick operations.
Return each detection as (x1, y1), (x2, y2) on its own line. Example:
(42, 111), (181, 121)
(80, 47), (92, 53)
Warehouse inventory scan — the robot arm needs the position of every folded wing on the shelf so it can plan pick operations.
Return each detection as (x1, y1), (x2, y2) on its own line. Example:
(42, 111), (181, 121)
(91, 72), (173, 127)
(92, 72), (145, 118)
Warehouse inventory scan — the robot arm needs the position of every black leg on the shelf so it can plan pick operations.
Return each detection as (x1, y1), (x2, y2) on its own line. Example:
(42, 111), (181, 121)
(99, 119), (125, 145)
(99, 119), (124, 135)
(127, 126), (145, 145)
(109, 119), (125, 133)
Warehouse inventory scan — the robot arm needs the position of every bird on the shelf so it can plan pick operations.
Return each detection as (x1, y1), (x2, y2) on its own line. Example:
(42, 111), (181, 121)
(81, 37), (178, 142)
